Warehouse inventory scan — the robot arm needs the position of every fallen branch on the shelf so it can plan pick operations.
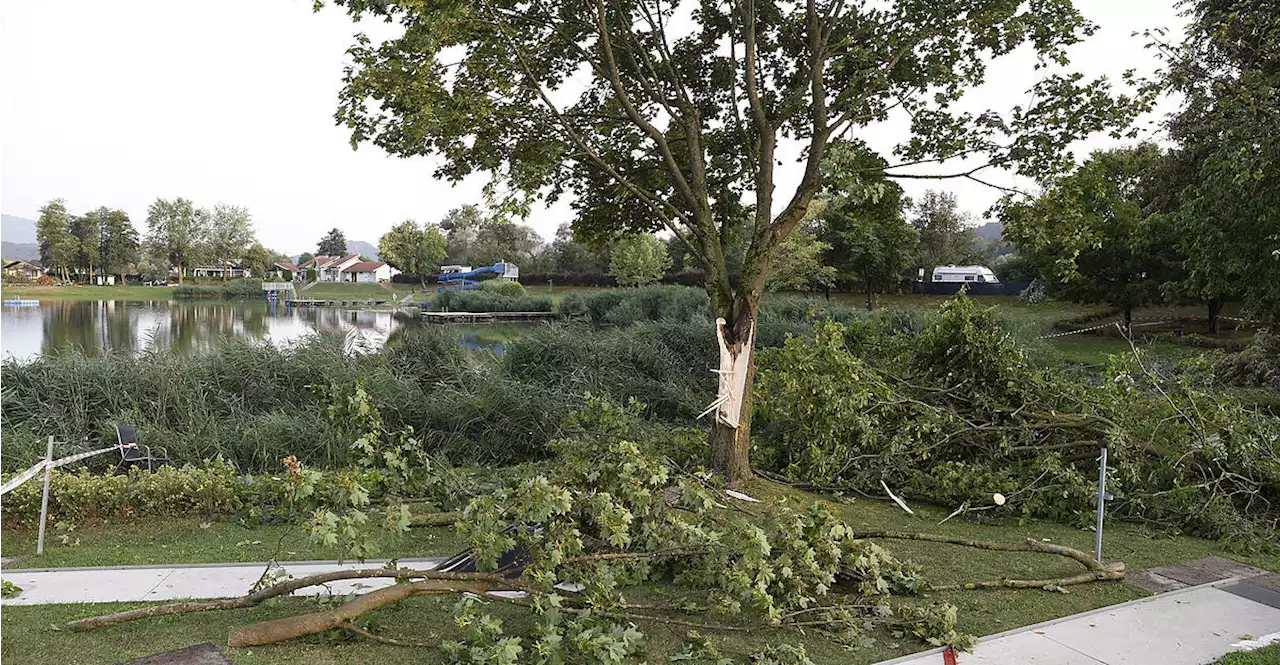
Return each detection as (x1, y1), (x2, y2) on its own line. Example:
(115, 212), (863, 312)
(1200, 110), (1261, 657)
(850, 531), (1125, 591)
(228, 577), (507, 647)
(65, 567), (520, 633)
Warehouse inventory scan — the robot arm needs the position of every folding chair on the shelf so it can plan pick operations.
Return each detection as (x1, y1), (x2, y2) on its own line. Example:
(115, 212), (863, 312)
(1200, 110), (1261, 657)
(115, 424), (169, 471)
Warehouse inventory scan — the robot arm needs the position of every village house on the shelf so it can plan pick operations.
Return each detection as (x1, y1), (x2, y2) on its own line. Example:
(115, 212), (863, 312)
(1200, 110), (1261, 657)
(2, 260), (44, 281)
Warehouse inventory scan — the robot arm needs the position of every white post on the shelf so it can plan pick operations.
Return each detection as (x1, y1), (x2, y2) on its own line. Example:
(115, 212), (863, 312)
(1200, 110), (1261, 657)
(37, 435), (53, 555)
(1095, 443), (1108, 562)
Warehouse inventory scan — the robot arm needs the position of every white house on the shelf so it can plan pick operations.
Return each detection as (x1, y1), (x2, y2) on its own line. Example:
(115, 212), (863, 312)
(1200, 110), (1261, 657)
(188, 262), (252, 279)
(342, 261), (392, 282)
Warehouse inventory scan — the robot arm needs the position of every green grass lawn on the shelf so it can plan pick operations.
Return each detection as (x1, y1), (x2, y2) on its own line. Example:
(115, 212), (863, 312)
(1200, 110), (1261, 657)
(4, 479), (1275, 664)
(1, 284), (175, 301)
(297, 282), (407, 300)
(0, 517), (467, 568)
(1212, 644), (1280, 665)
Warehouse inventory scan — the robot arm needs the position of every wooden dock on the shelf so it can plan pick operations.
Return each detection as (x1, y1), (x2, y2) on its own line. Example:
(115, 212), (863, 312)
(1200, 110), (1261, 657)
(289, 299), (390, 307)
(420, 311), (560, 324)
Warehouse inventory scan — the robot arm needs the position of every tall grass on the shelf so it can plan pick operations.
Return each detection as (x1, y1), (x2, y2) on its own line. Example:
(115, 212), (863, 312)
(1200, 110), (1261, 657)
(429, 289), (554, 313)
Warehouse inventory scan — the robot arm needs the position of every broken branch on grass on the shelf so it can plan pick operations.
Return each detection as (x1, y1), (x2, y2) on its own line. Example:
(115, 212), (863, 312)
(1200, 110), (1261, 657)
(65, 567), (522, 633)
(852, 531), (1125, 591)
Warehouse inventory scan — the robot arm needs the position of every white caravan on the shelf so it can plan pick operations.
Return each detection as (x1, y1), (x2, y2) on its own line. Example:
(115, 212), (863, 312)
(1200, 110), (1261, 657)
(931, 265), (1000, 284)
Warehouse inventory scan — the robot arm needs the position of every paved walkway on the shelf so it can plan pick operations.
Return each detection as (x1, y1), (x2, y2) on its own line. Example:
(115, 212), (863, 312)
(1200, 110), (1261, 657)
(0, 557), (444, 606)
(877, 578), (1280, 665)
(4, 557), (1278, 664)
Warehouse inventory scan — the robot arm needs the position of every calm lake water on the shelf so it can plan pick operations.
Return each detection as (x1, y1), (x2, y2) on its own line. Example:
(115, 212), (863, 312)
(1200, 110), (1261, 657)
(0, 300), (523, 362)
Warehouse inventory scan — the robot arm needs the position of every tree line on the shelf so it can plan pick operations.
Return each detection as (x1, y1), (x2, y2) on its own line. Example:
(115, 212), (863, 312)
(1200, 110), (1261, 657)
(35, 197), (288, 285)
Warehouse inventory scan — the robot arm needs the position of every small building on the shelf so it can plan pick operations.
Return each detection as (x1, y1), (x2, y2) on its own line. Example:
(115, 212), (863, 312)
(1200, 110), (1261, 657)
(190, 262), (252, 279)
(931, 265), (1000, 284)
(273, 262), (299, 280)
(2, 260), (44, 280)
(342, 261), (393, 283)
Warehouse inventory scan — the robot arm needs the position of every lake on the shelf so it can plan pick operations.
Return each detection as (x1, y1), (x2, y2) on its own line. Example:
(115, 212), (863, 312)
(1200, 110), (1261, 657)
(0, 300), (526, 361)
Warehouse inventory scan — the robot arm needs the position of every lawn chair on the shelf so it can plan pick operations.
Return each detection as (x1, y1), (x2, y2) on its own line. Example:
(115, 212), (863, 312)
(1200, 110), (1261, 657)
(115, 424), (169, 471)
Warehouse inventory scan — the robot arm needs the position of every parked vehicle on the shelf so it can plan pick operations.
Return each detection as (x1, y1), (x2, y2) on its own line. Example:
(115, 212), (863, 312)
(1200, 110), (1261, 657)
(930, 265), (1000, 284)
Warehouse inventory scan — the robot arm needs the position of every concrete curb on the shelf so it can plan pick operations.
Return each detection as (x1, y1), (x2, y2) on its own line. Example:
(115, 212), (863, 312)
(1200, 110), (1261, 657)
(4, 556), (446, 574)
(872, 575), (1263, 665)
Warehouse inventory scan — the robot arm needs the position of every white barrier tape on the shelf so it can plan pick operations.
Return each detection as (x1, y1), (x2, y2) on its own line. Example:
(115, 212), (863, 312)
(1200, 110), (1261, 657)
(49, 445), (120, 470)
(1039, 321), (1120, 339)
(0, 445), (121, 495)
(0, 461), (49, 495)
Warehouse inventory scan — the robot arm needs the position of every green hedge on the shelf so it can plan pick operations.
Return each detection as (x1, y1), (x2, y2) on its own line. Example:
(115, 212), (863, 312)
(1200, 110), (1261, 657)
(1, 461), (242, 523)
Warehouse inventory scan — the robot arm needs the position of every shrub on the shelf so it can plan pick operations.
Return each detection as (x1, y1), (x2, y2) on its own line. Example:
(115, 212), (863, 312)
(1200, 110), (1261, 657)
(1, 460), (242, 524)
(478, 279), (527, 297)
(575, 285), (711, 325)
(429, 289), (553, 313)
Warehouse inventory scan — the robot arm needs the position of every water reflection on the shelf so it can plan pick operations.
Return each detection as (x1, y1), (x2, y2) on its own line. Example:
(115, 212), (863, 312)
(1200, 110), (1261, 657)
(1, 300), (419, 362)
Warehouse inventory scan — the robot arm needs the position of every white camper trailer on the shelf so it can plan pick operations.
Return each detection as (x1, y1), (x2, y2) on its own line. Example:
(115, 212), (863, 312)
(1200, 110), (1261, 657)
(931, 265), (1000, 284)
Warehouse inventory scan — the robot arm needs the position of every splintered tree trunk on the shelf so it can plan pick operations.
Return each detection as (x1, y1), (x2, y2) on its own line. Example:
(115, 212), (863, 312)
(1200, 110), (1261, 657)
(1208, 298), (1222, 335)
(709, 297), (759, 486)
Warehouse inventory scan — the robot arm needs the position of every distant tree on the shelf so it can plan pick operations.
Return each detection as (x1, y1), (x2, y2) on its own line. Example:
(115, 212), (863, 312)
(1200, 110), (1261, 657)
(96, 208), (140, 284)
(766, 204), (837, 292)
(439, 205), (484, 265)
(206, 203), (255, 281)
(36, 199), (77, 281)
(991, 253), (1040, 283)
(146, 197), (207, 284)
(240, 242), (276, 278)
(378, 220), (448, 287)
(317, 228), (347, 256)
(609, 233), (671, 286)
(298, 252), (315, 266)
(549, 222), (608, 273)
(472, 217), (541, 267)
(817, 145), (917, 310)
(68, 212), (102, 282)
(911, 190), (983, 280)
(136, 255), (168, 284)
(1001, 144), (1182, 330)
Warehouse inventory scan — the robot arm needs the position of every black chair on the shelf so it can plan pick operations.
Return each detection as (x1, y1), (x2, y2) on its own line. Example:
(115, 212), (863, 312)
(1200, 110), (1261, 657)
(115, 424), (169, 471)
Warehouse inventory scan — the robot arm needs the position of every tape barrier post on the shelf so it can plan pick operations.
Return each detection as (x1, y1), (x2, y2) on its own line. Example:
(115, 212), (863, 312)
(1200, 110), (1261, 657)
(37, 435), (54, 555)
(1095, 442), (1108, 563)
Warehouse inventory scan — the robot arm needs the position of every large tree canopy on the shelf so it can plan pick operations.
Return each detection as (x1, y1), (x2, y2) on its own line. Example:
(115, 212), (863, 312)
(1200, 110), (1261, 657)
(1152, 0), (1280, 324)
(327, 0), (1149, 481)
(1001, 144), (1183, 327)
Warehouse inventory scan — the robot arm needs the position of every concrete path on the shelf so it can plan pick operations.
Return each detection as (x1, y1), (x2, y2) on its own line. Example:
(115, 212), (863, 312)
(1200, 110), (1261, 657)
(1, 557), (444, 606)
(878, 578), (1280, 665)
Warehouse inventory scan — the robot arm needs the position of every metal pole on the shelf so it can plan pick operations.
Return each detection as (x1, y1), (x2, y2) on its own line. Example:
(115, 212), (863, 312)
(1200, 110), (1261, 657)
(1095, 443), (1108, 562)
(37, 435), (53, 555)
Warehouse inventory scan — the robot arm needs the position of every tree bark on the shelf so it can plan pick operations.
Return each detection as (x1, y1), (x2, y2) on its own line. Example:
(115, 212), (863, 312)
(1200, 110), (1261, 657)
(1123, 306), (1132, 335)
(1208, 298), (1222, 335)
(177, 261), (184, 285)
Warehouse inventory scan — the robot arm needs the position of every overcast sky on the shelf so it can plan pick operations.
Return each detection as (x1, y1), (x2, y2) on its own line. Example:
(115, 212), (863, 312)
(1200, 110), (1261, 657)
(1, 1), (1184, 255)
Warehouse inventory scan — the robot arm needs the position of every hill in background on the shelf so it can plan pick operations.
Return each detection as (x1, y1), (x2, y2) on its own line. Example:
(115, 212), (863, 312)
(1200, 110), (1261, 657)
(2, 215), (40, 261)
(346, 239), (379, 260)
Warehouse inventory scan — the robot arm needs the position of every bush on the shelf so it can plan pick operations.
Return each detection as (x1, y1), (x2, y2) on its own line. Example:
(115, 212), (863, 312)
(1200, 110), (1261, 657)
(573, 285), (711, 325)
(1, 460), (242, 524)
(479, 279), (527, 297)
(428, 289), (553, 313)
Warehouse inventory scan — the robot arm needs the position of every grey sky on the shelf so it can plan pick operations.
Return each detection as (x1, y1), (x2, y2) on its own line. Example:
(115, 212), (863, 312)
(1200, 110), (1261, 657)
(1, 1), (1183, 255)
